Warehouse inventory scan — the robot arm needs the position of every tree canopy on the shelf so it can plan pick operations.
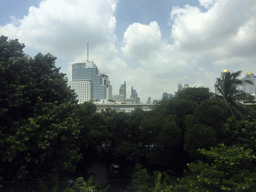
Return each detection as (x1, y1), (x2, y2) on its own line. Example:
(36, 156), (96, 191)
(0, 35), (81, 190)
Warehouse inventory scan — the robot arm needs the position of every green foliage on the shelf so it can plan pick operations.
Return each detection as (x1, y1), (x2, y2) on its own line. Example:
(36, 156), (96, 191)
(0, 35), (25, 62)
(184, 114), (199, 131)
(184, 124), (217, 160)
(152, 172), (174, 192)
(126, 166), (175, 192)
(194, 99), (229, 131)
(0, 36), (80, 190)
(157, 119), (182, 147)
(223, 118), (256, 152)
(175, 87), (213, 104)
(63, 176), (110, 192)
(125, 164), (154, 192)
(155, 99), (197, 121)
(176, 144), (256, 191)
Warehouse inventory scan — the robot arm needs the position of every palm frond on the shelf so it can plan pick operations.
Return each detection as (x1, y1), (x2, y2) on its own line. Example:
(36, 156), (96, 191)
(231, 70), (242, 79)
(243, 79), (254, 85)
(214, 70), (255, 120)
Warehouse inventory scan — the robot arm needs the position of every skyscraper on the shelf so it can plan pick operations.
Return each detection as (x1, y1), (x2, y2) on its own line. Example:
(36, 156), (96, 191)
(243, 72), (256, 94)
(178, 83), (183, 91)
(119, 81), (126, 99)
(130, 86), (140, 104)
(146, 97), (151, 104)
(69, 61), (112, 103)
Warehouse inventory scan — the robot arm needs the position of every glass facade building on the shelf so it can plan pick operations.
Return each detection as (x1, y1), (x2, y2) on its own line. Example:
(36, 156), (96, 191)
(119, 81), (126, 99)
(130, 86), (140, 104)
(69, 61), (112, 103)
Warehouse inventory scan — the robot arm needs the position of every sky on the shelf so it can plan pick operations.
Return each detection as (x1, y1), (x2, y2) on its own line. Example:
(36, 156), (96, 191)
(1, 0), (256, 102)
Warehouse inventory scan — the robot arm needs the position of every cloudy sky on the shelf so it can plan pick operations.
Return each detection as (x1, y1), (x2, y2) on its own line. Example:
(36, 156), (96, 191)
(1, 0), (256, 102)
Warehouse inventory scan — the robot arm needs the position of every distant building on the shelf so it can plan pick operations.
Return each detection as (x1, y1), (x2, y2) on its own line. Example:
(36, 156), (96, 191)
(183, 84), (189, 89)
(68, 61), (112, 103)
(243, 72), (256, 94)
(221, 69), (230, 78)
(152, 100), (159, 104)
(130, 86), (140, 104)
(112, 94), (125, 103)
(112, 81), (127, 103)
(69, 81), (91, 103)
(162, 92), (173, 100)
(119, 81), (126, 99)
(146, 97), (151, 104)
(178, 83), (183, 91)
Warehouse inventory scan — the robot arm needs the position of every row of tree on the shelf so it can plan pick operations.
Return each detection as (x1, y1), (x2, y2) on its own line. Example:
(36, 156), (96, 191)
(1, 35), (256, 191)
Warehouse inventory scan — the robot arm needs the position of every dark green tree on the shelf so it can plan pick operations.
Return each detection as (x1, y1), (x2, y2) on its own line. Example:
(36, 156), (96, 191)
(193, 99), (229, 141)
(184, 124), (217, 160)
(175, 87), (213, 104)
(0, 36), (81, 191)
(176, 144), (256, 191)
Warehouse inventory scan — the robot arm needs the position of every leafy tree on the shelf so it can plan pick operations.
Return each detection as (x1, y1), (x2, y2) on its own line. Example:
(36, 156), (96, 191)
(176, 144), (256, 191)
(223, 118), (256, 152)
(174, 87), (213, 104)
(184, 114), (199, 132)
(125, 164), (153, 192)
(184, 124), (217, 160)
(0, 36), (81, 190)
(193, 99), (229, 141)
(214, 70), (255, 119)
(155, 119), (182, 166)
(150, 99), (197, 175)
(194, 99), (229, 129)
(157, 119), (182, 148)
(0, 35), (25, 62)
(63, 175), (110, 192)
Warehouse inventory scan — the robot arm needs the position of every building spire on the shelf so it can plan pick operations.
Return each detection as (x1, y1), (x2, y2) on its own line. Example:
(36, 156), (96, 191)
(87, 43), (89, 62)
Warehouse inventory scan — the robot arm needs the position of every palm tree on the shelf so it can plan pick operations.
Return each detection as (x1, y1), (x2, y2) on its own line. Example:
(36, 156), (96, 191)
(214, 70), (255, 119)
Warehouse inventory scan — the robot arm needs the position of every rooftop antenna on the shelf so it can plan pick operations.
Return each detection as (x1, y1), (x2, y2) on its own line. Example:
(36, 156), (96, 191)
(87, 43), (89, 62)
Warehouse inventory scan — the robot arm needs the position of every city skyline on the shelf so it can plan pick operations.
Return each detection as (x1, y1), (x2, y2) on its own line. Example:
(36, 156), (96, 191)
(1, 0), (256, 102)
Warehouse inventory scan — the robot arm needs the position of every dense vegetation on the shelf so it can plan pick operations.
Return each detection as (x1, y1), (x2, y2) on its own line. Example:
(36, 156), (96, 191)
(1, 36), (256, 191)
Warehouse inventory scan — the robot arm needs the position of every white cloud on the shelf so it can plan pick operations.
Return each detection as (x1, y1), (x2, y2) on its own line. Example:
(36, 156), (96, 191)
(170, 0), (256, 53)
(0, 0), (117, 57)
(121, 21), (161, 58)
(199, 0), (216, 9)
(213, 57), (248, 66)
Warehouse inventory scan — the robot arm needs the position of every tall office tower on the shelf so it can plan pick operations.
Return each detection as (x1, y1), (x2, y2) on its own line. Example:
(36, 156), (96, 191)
(243, 72), (256, 94)
(101, 73), (112, 100)
(130, 86), (140, 104)
(178, 83), (183, 91)
(119, 81), (126, 99)
(146, 97), (151, 104)
(69, 61), (112, 103)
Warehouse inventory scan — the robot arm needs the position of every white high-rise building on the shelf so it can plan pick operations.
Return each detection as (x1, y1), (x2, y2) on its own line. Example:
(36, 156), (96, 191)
(69, 81), (92, 103)
(243, 72), (256, 95)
